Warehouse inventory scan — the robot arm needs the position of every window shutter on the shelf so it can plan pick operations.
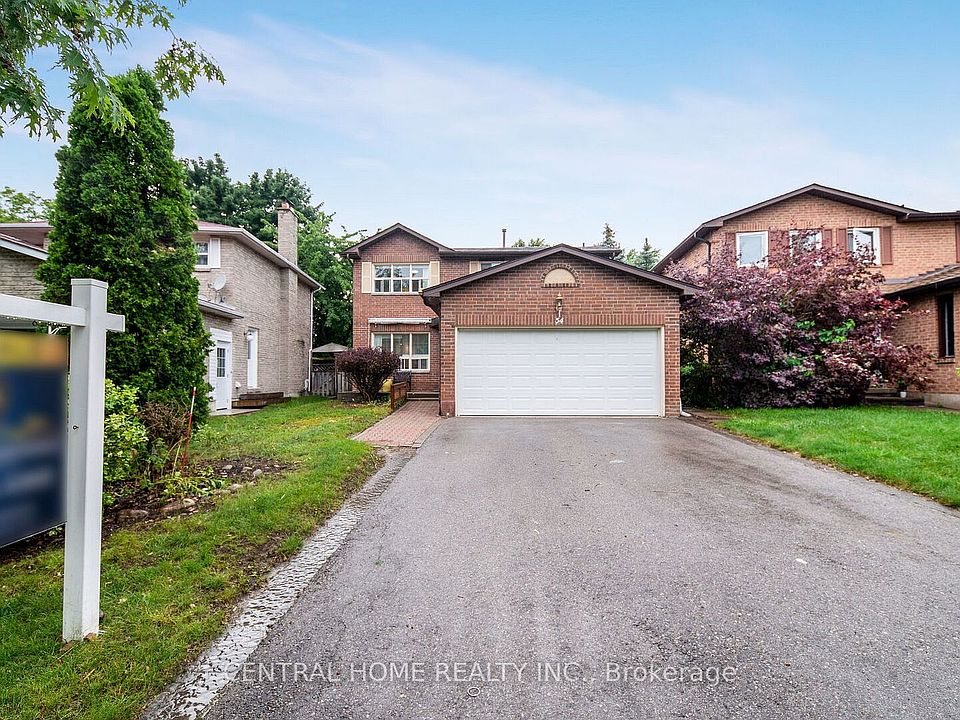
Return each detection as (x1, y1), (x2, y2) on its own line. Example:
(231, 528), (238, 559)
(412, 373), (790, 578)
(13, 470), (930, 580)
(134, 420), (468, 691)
(361, 262), (373, 294)
(429, 260), (440, 287)
(469, 261), (480, 273)
(208, 237), (221, 269)
(821, 228), (834, 250)
(880, 226), (893, 265)
(837, 228), (848, 254)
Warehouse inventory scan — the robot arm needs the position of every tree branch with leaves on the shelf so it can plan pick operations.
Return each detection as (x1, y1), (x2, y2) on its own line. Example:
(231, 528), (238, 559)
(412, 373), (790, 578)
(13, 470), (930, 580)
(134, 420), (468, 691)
(0, 0), (224, 139)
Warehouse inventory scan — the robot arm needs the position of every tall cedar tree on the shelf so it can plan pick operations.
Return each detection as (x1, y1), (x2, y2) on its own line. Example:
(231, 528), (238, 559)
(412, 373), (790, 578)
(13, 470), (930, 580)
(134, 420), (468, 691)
(37, 68), (210, 422)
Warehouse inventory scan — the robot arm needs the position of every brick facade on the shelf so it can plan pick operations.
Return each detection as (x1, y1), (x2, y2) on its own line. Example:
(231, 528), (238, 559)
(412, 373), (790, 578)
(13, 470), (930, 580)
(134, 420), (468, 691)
(674, 195), (959, 281)
(351, 231), (442, 394)
(194, 233), (314, 399)
(350, 229), (685, 416)
(890, 291), (960, 407)
(0, 249), (43, 300)
(434, 255), (682, 416)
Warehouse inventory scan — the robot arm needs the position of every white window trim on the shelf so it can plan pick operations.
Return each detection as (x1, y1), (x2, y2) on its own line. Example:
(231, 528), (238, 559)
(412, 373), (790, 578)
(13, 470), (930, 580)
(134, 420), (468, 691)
(847, 227), (881, 265)
(735, 231), (768, 267)
(372, 332), (431, 372)
(789, 229), (822, 254)
(195, 236), (221, 270)
(373, 263), (431, 294)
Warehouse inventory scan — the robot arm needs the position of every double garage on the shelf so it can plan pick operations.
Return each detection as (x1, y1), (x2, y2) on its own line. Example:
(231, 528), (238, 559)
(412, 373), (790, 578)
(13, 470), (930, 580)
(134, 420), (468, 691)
(421, 245), (695, 418)
(455, 327), (662, 416)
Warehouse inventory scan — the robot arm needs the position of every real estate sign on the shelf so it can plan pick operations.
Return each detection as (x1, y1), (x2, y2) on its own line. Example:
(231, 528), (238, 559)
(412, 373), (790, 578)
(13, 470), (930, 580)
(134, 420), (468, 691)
(0, 331), (68, 547)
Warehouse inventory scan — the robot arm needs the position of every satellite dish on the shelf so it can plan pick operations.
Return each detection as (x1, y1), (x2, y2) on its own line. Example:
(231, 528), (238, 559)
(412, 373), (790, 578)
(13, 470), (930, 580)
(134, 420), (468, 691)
(210, 274), (227, 292)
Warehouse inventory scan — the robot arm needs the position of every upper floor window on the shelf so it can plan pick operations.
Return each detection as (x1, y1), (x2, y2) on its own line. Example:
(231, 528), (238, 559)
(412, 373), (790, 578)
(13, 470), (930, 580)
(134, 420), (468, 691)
(847, 227), (880, 264)
(736, 231), (768, 267)
(938, 294), (955, 358)
(790, 229), (822, 254)
(374, 263), (430, 293)
(479, 261), (502, 271)
(195, 237), (220, 269)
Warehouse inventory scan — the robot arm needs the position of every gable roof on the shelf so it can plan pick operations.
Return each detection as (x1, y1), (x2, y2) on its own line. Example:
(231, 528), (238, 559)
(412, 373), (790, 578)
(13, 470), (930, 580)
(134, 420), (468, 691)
(343, 223), (451, 258)
(0, 220), (321, 289)
(655, 183), (960, 271)
(883, 263), (960, 297)
(421, 243), (699, 310)
(342, 222), (621, 260)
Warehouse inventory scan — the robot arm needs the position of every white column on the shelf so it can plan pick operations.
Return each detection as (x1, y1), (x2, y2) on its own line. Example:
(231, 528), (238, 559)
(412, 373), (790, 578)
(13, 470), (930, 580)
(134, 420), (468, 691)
(62, 279), (109, 641)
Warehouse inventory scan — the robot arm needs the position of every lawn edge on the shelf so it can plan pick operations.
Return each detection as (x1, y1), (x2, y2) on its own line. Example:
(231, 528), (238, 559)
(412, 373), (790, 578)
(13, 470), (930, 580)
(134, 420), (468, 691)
(687, 416), (960, 513)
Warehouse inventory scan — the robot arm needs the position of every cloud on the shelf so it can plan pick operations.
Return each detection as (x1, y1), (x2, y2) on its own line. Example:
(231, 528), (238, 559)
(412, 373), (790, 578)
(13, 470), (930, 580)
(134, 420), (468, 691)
(80, 17), (960, 249)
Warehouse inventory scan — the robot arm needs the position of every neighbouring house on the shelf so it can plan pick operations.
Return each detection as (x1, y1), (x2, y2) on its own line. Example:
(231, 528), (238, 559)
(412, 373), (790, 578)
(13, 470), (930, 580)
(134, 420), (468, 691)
(656, 183), (960, 409)
(345, 224), (698, 417)
(0, 200), (319, 412)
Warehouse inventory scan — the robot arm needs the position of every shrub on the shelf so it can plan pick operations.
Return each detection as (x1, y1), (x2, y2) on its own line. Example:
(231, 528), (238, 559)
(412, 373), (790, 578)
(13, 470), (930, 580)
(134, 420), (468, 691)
(103, 380), (149, 488)
(337, 347), (401, 402)
(667, 242), (930, 408)
(139, 399), (192, 478)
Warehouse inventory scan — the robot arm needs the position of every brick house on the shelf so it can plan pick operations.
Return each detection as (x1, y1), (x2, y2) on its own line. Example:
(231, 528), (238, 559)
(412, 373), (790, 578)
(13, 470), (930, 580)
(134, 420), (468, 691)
(346, 224), (697, 416)
(0, 201), (319, 411)
(656, 183), (960, 408)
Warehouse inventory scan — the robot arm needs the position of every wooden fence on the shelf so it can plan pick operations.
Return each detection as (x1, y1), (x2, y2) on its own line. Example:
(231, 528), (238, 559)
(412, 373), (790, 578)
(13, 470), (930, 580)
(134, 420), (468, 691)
(390, 371), (412, 410)
(310, 364), (351, 397)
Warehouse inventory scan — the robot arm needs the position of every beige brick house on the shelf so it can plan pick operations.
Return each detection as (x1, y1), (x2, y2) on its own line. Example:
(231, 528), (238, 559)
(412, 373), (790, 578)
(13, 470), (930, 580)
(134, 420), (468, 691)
(0, 201), (319, 411)
(346, 225), (697, 417)
(656, 183), (960, 408)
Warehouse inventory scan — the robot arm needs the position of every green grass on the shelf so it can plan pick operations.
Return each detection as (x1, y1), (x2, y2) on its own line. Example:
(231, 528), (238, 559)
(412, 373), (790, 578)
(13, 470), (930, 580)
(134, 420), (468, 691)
(719, 406), (960, 507)
(0, 398), (388, 720)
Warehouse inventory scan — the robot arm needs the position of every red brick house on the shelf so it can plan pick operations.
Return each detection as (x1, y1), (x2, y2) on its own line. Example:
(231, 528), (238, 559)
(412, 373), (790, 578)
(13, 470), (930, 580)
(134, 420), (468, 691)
(656, 184), (960, 408)
(345, 224), (698, 417)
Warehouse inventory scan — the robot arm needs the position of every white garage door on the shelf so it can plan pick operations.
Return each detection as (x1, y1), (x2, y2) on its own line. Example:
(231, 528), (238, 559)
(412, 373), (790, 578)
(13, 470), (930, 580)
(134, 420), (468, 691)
(456, 328), (662, 416)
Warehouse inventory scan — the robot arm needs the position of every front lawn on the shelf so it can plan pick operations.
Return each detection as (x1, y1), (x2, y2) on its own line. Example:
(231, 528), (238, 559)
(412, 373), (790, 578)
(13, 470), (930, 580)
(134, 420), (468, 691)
(719, 406), (960, 507)
(0, 398), (388, 720)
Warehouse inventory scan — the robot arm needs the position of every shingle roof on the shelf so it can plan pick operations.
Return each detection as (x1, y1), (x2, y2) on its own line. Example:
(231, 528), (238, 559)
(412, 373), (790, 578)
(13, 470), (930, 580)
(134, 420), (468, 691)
(883, 264), (960, 297)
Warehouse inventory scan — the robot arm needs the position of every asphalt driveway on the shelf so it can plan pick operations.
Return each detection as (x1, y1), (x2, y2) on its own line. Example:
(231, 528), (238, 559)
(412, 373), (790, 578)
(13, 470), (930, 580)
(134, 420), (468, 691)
(204, 418), (960, 719)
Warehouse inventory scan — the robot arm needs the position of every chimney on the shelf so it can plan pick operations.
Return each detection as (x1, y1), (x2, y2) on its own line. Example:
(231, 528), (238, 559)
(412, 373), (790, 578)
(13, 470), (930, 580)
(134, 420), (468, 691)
(502, 228), (507, 248)
(277, 197), (298, 263)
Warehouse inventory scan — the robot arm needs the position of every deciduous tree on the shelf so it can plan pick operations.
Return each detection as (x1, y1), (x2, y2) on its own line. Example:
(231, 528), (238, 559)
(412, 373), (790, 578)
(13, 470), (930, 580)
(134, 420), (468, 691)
(667, 241), (929, 407)
(1, 0), (223, 139)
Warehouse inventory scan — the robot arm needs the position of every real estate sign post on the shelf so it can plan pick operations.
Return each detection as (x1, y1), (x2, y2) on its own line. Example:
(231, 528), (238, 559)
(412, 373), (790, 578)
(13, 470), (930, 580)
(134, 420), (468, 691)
(0, 279), (125, 641)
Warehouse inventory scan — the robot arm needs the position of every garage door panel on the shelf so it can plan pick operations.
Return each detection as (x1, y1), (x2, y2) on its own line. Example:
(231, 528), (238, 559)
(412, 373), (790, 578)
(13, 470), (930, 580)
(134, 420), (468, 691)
(456, 328), (662, 416)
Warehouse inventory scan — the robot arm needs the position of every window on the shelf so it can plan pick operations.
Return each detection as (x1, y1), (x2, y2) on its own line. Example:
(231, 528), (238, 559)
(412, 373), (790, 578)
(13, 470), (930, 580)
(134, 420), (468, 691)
(736, 231), (768, 267)
(847, 227), (880, 264)
(790, 229), (822, 254)
(938, 294), (955, 358)
(195, 237), (220, 269)
(374, 264), (430, 293)
(479, 261), (502, 270)
(216, 347), (227, 378)
(372, 332), (430, 371)
(246, 328), (259, 388)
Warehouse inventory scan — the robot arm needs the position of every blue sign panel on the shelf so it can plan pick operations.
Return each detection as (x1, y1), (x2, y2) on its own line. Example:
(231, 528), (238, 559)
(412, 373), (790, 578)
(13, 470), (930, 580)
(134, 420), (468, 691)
(0, 331), (67, 548)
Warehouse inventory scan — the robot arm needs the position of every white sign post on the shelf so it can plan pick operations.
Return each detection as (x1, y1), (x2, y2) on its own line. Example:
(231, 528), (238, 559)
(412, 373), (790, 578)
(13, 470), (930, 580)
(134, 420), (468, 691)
(0, 279), (124, 641)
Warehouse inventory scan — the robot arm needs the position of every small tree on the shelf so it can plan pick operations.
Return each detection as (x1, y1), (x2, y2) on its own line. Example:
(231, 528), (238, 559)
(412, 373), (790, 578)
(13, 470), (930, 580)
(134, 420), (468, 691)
(37, 68), (211, 422)
(624, 238), (661, 270)
(600, 222), (623, 260)
(667, 241), (929, 408)
(337, 347), (401, 402)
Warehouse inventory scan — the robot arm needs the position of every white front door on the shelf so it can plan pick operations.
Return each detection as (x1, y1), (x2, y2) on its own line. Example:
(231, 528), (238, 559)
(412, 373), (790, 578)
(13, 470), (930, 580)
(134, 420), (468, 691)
(455, 327), (663, 416)
(209, 330), (233, 411)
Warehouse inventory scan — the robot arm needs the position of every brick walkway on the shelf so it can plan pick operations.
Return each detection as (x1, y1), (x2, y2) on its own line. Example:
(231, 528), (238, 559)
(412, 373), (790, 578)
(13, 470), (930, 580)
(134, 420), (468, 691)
(354, 401), (441, 447)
